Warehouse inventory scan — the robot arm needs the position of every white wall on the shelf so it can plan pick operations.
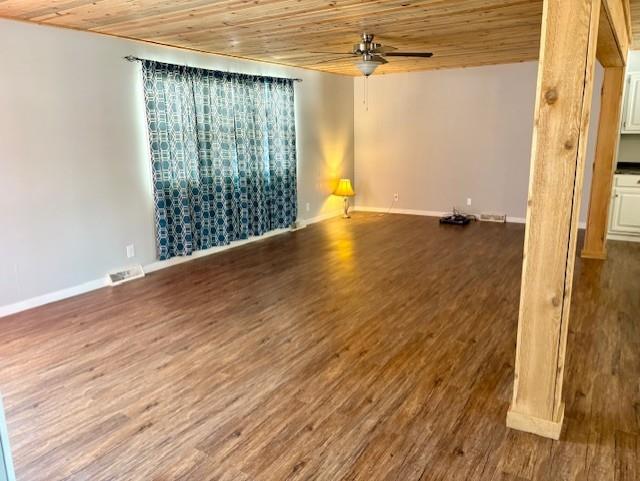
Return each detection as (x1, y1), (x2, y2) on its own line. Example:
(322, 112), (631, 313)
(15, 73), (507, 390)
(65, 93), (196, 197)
(0, 19), (354, 308)
(353, 61), (603, 222)
(0, 19), (606, 312)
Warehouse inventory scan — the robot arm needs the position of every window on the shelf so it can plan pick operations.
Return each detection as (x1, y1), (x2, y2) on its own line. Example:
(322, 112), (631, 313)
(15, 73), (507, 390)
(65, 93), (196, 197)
(142, 60), (297, 260)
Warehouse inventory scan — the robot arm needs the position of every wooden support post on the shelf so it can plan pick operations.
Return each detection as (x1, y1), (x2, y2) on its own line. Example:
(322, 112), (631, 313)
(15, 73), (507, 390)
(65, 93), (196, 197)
(507, 0), (601, 440)
(582, 67), (625, 259)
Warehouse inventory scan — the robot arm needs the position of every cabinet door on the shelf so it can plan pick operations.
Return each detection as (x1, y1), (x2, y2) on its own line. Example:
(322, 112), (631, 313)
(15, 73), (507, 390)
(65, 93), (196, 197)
(610, 188), (640, 234)
(622, 73), (640, 132)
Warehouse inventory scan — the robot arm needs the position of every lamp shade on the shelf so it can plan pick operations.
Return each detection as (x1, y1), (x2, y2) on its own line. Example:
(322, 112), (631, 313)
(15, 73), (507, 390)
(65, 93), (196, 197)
(356, 59), (381, 77)
(334, 178), (355, 197)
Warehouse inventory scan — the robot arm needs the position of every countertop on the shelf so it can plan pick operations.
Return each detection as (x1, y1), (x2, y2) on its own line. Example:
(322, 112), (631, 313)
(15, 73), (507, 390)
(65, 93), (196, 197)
(615, 162), (640, 175)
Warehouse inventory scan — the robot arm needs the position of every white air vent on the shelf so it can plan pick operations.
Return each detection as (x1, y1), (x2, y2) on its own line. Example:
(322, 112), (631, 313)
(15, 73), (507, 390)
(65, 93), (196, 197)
(107, 265), (145, 286)
(480, 213), (507, 223)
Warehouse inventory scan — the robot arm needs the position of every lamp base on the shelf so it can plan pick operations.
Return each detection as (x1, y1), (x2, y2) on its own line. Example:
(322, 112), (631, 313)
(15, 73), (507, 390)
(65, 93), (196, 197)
(342, 197), (351, 219)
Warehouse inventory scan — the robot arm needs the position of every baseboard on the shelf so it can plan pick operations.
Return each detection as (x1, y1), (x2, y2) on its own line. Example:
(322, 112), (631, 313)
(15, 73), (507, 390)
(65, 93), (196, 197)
(145, 211), (342, 274)
(356, 206), (524, 224)
(355, 207), (587, 229)
(354, 206), (448, 217)
(300, 209), (344, 226)
(0, 278), (108, 318)
(0, 212), (342, 319)
(506, 404), (565, 440)
(508, 217), (587, 229)
(581, 248), (607, 260)
(144, 227), (292, 273)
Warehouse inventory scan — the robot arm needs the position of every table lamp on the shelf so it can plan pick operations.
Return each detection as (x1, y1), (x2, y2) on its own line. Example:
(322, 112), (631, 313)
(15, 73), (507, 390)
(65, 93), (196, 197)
(334, 178), (355, 218)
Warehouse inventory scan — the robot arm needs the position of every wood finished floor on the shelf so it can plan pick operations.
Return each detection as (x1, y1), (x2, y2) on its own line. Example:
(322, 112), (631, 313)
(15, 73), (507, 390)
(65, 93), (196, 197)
(1, 213), (638, 481)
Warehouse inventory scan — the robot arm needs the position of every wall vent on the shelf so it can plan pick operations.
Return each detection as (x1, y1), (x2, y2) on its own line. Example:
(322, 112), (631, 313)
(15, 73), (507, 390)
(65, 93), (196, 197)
(107, 265), (145, 286)
(480, 213), (507, 223)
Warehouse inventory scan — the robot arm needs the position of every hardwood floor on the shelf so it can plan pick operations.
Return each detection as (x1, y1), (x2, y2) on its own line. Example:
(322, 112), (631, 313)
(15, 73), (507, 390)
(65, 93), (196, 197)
(0, 213), (638, 481)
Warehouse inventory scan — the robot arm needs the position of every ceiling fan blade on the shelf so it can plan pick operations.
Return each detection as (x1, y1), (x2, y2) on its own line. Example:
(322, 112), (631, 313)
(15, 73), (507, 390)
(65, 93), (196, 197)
(309, 51), (355, 55)
(373, 55), (388, 65)
(384, 52), (433, 58)
(371, 45), (398, 54)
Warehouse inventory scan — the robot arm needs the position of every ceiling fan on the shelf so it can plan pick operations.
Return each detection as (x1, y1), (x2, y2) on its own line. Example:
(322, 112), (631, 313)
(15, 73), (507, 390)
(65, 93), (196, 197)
(311, 33), (433, 76)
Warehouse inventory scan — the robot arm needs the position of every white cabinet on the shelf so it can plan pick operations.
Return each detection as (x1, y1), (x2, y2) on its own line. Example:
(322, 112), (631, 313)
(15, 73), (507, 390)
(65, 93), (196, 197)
(621, 73), (640, 133)
(611, 189), (640, 234)
(609, 175), (640, 241)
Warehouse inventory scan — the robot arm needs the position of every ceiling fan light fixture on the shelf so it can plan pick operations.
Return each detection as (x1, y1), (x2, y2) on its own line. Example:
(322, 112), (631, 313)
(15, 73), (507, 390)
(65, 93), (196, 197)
(356, 58), (383, 77)
(318, 33), (432, 76)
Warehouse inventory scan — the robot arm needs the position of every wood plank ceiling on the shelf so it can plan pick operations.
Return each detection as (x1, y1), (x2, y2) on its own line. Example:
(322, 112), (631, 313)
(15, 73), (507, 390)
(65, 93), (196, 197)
(0, 0), (546, 75)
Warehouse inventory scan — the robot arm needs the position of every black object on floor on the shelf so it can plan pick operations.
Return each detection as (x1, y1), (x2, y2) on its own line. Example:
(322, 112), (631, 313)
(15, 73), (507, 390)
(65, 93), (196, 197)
(439, 214), (471, 225)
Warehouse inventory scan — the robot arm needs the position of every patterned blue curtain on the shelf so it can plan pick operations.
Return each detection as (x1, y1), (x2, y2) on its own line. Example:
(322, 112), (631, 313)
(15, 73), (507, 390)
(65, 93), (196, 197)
(142, 60), (297, 260)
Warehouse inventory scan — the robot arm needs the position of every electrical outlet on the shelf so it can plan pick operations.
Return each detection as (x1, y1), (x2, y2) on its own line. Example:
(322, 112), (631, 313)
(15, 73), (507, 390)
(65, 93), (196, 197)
(126, 244), (135, 259)
(305, 202), (310, 212)
(466, 198), (472, 206)
(394, 193), (399, 202)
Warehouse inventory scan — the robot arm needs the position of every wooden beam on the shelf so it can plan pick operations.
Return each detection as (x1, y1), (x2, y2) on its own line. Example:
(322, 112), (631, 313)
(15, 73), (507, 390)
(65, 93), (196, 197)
(597, 6), (625, 67)
(507, 0), (601, 440)
(601, 0), (631, 64)
(597, 0), (630, 67)
(582, 67), (626, 260)
(604, 0), (632, 44)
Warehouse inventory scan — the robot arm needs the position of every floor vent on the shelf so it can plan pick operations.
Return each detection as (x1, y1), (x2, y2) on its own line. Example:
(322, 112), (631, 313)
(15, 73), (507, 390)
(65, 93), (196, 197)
(480, 213), (507, 223)
(107, 265), (145, 286)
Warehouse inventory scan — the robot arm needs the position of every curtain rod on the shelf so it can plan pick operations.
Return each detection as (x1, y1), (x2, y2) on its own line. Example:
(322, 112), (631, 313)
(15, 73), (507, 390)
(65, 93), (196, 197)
(124, 55), (303, 82)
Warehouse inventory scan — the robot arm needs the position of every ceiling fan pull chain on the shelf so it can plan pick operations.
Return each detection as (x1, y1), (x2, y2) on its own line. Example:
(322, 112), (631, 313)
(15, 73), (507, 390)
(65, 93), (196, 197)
(363, 76), (366, 105)
(364, 76), (369, 111)
(366, 76), (370, 112)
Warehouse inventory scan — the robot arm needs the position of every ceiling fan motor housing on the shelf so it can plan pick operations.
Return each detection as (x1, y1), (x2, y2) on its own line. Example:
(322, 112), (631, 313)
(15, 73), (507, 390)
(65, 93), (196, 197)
(353, 33), (381, 55)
